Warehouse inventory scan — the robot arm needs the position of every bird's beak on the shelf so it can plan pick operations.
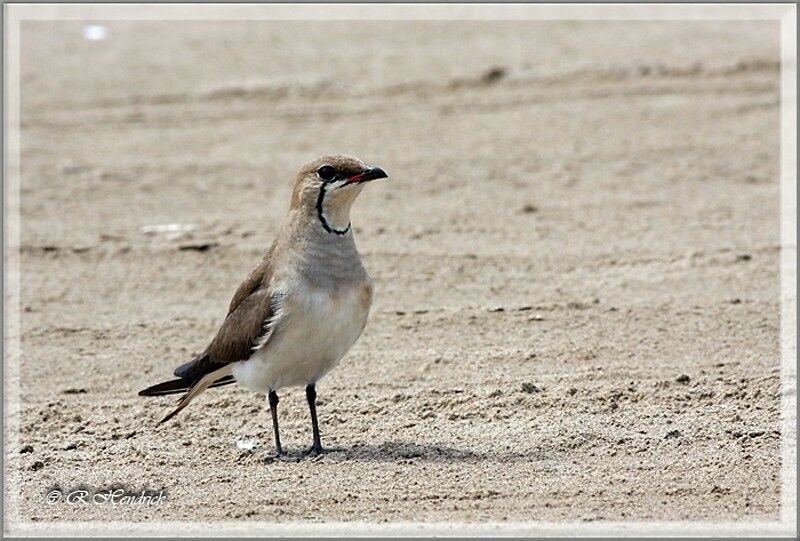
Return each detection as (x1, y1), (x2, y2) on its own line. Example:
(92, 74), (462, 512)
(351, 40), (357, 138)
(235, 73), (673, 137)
(346, 166), (388, 185)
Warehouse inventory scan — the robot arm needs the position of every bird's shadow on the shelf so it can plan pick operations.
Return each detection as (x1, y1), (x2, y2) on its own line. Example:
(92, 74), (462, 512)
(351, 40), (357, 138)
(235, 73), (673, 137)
(259, 441), (539, 464)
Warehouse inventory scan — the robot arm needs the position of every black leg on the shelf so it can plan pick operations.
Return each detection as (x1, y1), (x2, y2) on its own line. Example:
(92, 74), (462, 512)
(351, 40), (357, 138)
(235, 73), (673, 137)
(304, 383), (324, 455)
(268, 390), (283, 456)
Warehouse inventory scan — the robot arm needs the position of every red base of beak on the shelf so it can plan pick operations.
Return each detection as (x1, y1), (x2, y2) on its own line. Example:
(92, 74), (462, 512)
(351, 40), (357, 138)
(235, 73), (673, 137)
(347, 166), (388, 184)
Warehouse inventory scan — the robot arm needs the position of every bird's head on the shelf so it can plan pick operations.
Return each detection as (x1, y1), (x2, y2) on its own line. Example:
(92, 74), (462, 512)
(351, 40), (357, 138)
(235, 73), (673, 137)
(290, 155), (388, 235)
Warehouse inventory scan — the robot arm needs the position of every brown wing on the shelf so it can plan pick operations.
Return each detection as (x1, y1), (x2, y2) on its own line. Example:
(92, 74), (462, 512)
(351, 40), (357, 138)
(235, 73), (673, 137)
(172, 248), (280, 381)
(226, 244), (275, 316)
(205, 287), (278, 364)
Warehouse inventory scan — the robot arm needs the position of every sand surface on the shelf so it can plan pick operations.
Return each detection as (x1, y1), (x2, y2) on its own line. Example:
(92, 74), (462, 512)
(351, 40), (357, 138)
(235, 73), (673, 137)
(8, 20), (783, 525)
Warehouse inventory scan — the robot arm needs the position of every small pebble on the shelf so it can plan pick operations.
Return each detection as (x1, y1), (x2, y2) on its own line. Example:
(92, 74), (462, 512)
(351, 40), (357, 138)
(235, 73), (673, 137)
(83, 25), (108, 41)
(481, 66), (507, 84)
(521, 383), (541, 394)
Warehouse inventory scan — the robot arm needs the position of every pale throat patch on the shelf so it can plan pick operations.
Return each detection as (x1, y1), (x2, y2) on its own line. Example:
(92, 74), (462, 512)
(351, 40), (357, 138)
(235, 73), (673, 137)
(317, 182), (362, 235)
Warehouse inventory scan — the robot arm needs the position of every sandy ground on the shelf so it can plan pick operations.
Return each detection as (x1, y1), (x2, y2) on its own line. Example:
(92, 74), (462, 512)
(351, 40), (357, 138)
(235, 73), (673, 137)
(7, 20), (784, 526)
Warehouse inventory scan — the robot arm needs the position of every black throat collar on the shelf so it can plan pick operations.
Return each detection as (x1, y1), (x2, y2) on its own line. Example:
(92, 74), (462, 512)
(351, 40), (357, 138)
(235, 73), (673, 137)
(316, 184), (351, 235)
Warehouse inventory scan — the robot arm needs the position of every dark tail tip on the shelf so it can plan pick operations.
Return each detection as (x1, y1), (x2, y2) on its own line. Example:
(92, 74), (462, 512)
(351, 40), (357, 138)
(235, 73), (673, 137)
(138, 378), (191, 397)
(139, 375), (235, 397)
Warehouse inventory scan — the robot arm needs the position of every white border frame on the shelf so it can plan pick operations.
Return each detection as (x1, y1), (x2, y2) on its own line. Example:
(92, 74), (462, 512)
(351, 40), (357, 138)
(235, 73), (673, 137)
(3, 3), (796, 537)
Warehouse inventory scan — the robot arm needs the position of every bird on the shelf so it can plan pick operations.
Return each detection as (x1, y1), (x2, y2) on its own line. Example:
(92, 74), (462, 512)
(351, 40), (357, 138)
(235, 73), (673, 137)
(138, 155), (388, 456)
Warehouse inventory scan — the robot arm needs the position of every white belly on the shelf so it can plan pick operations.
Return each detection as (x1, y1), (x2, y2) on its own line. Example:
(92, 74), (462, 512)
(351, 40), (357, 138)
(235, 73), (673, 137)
(232, 282), (371, 393)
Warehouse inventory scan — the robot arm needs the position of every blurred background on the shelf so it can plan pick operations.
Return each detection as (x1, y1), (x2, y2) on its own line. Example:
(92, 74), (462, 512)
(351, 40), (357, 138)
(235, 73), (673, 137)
(13, 19), (783, 524)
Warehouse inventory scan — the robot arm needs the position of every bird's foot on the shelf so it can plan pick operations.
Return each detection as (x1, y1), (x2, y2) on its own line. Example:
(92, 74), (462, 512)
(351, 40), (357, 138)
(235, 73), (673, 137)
(302, 443), (328, 457)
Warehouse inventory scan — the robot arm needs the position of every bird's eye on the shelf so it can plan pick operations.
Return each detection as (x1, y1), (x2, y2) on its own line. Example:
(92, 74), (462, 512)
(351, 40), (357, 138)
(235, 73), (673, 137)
(316, 165), (337, 181)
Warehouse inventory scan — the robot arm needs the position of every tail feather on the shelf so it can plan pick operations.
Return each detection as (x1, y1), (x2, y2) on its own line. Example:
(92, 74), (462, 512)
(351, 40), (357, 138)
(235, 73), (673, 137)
(137, 365), (235, 425)
(138, 375), (235, 397)
(157, 366), (233, 425)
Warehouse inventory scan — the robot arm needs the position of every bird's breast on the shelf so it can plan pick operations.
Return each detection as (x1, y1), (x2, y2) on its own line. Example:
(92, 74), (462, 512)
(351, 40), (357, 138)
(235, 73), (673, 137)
(234, 279), (372, 392)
